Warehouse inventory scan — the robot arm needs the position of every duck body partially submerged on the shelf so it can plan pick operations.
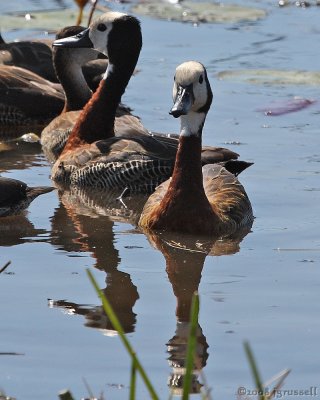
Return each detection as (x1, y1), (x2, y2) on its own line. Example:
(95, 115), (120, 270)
(139, 61), (254, 236)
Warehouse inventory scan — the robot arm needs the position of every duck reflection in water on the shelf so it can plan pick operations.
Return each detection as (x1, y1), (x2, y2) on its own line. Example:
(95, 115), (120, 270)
(0, 214), (50, 247)
(0, 140), (53, 245)
(49, 187), (146, 333)
(145, 227), (251, 395)
(49, 182), (251, 393)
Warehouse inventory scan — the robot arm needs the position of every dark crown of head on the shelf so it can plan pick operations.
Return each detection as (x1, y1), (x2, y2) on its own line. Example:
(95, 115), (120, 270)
(108, 15), (142, 57)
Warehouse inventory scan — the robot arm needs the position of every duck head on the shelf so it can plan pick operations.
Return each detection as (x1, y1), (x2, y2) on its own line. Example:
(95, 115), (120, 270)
(53, 12), (142, 74)
(54, 25), (101, 65)
(169, 61), (213, 136)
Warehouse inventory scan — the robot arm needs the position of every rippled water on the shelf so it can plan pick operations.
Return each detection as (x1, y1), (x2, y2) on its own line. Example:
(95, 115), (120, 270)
(1, 1), (320, 399)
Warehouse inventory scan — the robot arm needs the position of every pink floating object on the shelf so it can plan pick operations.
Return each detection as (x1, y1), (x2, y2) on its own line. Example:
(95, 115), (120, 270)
(257, 97), (317, 116)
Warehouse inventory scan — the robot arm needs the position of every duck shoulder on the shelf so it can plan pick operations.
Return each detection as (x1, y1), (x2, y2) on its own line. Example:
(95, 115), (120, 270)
(0, 65), (61, 93)
(56, 134), (178, 168)
(42, 109), (147, 163)
(41, 110), (80, 162)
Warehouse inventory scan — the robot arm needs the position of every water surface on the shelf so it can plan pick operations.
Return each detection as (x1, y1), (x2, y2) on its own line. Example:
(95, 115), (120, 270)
(1, 1), (320, 399)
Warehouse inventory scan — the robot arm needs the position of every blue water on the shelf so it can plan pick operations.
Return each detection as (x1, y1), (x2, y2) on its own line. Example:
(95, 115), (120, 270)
(1, 1), (320, 399)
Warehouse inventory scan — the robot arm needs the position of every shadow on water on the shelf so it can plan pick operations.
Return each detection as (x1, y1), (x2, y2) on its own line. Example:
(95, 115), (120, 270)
(47, 185), (252, 395)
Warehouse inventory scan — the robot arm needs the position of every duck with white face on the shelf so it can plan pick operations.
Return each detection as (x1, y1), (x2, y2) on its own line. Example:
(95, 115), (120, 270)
(139, 61), (254, 236)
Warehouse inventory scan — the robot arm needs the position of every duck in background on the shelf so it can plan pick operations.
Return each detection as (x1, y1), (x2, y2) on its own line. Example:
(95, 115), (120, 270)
(0, 177), (54, 217)
(0, 27), (108, 130)
(0, 63), (65, 126)
(0, 32), (56, 82)
(50, 12), (240, 193)
(41, 25), (104, 162)
(0, 30), (108, 90)
(41, 25), (141, 163)
(139, 61), (254, 236)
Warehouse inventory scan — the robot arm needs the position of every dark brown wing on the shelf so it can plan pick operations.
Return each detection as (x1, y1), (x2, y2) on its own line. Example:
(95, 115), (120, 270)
(201, 145), (239, 164)
(51, 134), (178, 189)
(0, 65), (62, 91)
(95, 134), (178, 161)
(114, 114), (149, 136)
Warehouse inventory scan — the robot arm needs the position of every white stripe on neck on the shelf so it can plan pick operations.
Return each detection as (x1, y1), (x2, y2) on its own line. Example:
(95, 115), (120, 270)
(103, 63), (115, 80)
(180, 111), (205, 137)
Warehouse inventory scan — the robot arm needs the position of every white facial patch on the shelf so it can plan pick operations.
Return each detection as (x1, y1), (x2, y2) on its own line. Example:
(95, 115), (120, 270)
(88, 12), (127, 56)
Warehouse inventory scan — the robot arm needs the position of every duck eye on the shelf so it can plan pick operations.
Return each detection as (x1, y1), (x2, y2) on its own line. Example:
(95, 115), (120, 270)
(173, 74), (176, 81)
(199, 75), (203, 84)
(97, 23), (107, 32)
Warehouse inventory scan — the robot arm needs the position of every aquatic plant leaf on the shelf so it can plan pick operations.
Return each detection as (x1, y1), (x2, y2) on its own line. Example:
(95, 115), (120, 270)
(218, 69), (320, 85)
(0, 9), (101, 32)
(131, 1), (266, 24)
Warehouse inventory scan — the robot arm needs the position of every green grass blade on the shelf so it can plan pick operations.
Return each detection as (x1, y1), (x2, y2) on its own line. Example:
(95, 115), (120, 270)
(243, 341), (264, 399)
(130, 359), (137, 400)
(87, 269), (159, 400)
(182, 291), (200, 400)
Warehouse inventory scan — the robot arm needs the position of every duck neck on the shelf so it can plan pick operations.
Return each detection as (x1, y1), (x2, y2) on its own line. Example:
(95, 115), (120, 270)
(169, 113), (206, 196)
(54, 50), (92, 113)
(62, 56), (136, 153)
